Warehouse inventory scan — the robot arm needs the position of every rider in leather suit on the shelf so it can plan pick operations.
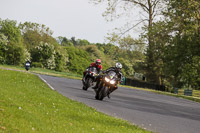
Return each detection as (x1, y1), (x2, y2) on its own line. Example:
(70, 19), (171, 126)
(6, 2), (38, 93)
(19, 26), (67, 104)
(93, 62), (123, 98)
(82, 59), (103, 82)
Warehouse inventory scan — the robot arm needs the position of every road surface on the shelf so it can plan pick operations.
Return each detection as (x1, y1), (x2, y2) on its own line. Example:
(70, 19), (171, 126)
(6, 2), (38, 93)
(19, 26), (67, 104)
(39, 74), (200, 133)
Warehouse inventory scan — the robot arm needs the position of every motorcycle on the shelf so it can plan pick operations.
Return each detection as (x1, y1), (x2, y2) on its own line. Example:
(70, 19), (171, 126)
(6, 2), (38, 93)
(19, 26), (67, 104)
(82, 67), (98, 91)
(95, 71), (119, 100)
(25, 61), (31, 71)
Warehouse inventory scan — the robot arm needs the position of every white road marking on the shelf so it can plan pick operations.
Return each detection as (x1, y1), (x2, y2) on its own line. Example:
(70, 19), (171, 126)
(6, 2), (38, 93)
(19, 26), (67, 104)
(38, 75), (55, 90)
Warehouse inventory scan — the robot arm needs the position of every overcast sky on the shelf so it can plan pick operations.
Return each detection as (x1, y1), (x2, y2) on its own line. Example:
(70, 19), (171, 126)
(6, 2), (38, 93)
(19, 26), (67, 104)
(0, 0), (134, 43)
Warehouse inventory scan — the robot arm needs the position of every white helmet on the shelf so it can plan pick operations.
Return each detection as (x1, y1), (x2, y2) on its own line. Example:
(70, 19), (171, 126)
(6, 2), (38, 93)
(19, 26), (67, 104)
(115, 62), (122, 69)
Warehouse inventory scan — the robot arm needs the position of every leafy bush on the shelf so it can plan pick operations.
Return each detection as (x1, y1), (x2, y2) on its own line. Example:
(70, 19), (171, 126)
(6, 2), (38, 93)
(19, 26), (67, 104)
(65, 47), (90, 74)
(31, 42), (56, 69)
(31, 62), (44, 68)
(0, 33), (8, 64)
(54, 51), (67, 72)
(0, 19), (27, 66)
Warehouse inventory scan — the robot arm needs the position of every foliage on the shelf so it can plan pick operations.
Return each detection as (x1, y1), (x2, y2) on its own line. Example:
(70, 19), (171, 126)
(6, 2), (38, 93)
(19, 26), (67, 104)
(0, 33), (8, 64)
(65, 46), (91, 74)
(6, 43), (26, 66)
(0, 19), (22, 43)
(161, 0), (200, 89)
(144, 21), (171, 85)
(91, 0), (167, 84)
(31, 42), (56, 69)
(113, 35), (145, 76)
(80, 44), (113, 70)
(19, 22), (56, 50)
(31, 62), (44, 68)
(181, 56), (200, 89)
(1, 6), (200, 91)
(76, 39), (90, 46)
(57, 36), (74, 46)
(54, 50), (68, 72)
(0, 19), (27, 65)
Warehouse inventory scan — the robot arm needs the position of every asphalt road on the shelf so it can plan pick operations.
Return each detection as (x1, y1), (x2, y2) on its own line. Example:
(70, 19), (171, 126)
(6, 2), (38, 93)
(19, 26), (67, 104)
(39, 74), (200, 133)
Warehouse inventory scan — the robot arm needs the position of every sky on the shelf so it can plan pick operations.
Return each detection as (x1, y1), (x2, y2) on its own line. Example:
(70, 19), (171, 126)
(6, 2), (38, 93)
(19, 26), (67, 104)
(0, 0), (141, 43)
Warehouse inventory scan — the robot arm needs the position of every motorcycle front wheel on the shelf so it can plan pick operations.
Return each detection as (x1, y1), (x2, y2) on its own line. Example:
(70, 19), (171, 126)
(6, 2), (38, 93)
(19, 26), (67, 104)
(96, 86), (108, 100)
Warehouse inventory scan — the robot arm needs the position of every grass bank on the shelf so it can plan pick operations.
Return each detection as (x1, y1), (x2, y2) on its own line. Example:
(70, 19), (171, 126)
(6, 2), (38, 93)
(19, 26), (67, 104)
(120, 85), (200, 103)
(0, 64), (82, 80)
(0, 68), (150, 133)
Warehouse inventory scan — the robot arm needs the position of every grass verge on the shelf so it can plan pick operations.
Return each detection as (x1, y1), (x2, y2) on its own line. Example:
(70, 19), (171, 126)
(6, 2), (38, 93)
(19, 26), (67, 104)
(0, 69), (151, 133)
(0, 64), (82, 80)
(120, 85), (200, 103)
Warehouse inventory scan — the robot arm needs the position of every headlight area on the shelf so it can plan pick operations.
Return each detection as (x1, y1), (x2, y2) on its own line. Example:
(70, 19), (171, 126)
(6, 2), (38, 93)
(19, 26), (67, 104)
(104, 77), (116, 84)
(110, 80), (115, 84)
(105, 77), (110, 82)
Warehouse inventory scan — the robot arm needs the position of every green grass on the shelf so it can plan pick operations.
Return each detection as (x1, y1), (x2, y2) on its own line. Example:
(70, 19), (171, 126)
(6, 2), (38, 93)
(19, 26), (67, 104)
(30, 67), (82, 80)
(0, 69), (150, 133)
(120, 85), (200, 103)
(0, 64), (82, 80)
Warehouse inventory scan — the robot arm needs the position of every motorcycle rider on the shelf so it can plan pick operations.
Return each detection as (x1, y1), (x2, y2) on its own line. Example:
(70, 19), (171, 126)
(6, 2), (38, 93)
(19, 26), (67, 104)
(93, 62), (123, 98)
(82, 59), (103, 82)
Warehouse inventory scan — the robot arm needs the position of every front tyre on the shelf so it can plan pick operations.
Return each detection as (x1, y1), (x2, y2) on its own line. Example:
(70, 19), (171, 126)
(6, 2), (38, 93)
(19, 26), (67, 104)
(86, 78), (92, 89)
(98, 86), (107, 100)
(82, 86), (87, 90)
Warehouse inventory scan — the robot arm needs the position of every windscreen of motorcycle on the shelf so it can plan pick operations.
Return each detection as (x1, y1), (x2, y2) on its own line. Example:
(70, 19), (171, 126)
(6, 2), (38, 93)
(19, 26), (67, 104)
(107, 71), (117, 79)
(89, 67), (97, 75)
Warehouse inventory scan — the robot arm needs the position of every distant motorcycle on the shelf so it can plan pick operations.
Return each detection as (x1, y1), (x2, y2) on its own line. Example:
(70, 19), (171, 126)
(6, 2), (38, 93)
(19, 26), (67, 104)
(25, 61), (31, 71)
(95, 71), (119, 100)
(82, 67), (98, 90)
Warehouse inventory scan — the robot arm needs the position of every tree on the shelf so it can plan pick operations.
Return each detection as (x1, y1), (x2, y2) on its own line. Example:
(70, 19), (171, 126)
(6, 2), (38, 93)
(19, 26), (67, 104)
(71, 37), (77, 46)
(0, 19), (22, 43)
(118, 35), (145, 76)
(0, 19), (27, 65)
(81, 44), (112, 69)
(19, 22), (56, 50)
(31, 42), (56, 69)
(76, 39), (90, 46)
(161, 0), (200, 88)
(91, 0), (167, 84)
(65, 47), (91, 74)
(0, 33), (8, 64)
(181, 56), (200, 90)
(57, 36), (74, 46)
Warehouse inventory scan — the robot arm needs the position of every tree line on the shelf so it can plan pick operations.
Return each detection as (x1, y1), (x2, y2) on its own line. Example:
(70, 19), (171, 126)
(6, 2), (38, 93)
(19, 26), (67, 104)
(0, 19), (144, 77)
(0, 0), (200, 91)
(91, 0), (200, 90)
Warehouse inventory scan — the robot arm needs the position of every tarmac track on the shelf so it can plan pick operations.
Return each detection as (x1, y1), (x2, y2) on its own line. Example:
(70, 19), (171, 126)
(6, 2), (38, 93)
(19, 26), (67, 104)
(39, 74), (200, 133)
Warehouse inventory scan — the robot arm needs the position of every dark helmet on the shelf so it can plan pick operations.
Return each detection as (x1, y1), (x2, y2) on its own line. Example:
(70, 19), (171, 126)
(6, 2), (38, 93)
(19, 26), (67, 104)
(115, 62), (122, 72)
(96, 59), (101, 65)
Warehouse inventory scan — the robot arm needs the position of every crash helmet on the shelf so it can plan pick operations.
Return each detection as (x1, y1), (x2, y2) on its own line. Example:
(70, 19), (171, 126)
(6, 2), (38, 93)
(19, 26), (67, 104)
(115, 62), (122, 72)
(96, 59), (101, 65)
